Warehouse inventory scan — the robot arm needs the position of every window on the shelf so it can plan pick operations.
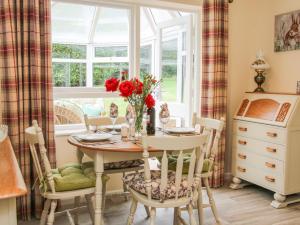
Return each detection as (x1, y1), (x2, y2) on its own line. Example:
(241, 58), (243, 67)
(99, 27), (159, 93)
(52, 1), (200, 127)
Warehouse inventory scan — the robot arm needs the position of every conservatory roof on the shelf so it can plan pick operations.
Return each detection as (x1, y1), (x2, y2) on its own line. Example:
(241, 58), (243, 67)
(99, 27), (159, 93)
(51, 1), (190, 44)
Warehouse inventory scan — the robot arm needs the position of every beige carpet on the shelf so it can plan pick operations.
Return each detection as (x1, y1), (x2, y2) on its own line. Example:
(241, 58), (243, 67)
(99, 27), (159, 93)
(18, 185), (300, 225)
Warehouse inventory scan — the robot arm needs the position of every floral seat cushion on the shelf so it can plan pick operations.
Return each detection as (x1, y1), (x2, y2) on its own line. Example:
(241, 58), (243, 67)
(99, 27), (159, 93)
(82, 159), (144, 171)
(123, 170), (196, 201)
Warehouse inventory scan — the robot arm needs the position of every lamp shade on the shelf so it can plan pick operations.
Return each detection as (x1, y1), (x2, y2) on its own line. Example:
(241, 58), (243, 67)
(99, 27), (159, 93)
(251, 50), (270, 70)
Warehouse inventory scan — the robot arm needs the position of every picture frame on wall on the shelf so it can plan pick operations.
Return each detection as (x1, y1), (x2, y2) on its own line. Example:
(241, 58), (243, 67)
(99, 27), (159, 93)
(274, 9), (300, 52)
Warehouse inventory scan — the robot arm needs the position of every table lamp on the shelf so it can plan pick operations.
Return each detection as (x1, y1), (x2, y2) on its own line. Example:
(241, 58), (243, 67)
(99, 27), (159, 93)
(251, 50), (270, 92)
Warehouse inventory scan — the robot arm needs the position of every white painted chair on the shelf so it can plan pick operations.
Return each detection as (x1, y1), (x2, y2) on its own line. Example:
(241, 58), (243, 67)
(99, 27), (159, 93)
(192, 113), (225, 225)
(123, 135), (208, 225)
(25, 120), (95, 225)
(83, 115), (145, 203)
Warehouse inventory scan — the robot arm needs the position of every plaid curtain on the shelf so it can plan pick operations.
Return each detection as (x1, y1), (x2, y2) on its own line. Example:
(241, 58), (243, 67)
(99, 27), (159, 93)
(0, 0), (55, 220)
(201, 0), (228, 187)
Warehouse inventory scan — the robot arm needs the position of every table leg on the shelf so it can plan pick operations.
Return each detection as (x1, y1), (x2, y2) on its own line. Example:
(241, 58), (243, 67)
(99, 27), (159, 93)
(76, 148), (84, 164)
(94, 153), (104, 225)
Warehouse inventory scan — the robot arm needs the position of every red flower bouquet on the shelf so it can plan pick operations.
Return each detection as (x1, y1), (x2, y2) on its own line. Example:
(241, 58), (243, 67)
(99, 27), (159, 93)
(104, 74), (160, 133)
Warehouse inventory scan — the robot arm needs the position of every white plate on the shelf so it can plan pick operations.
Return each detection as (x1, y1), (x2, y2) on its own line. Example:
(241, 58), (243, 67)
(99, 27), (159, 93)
(75, 133), (113, 141)
(102, 124), (122, 131)
(165, 127), (195, 134)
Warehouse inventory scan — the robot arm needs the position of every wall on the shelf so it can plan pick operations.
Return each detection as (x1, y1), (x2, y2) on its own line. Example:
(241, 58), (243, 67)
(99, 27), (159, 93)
(226, 0), (300, 174)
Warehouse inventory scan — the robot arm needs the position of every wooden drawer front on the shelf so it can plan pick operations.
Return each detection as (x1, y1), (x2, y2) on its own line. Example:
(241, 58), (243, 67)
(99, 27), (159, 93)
(233, 120), (287, 145)
(233, 135), (286, 161)
(235, 148), (284, 176)
(235, 164), (283, 193)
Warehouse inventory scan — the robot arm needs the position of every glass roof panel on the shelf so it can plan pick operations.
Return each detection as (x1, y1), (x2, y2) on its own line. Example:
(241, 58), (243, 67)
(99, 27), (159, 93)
(141, 8), (154, 40)
(150, 8), (173, 24)
(93, 7), (129, 44)
(52, 3), (95, 43)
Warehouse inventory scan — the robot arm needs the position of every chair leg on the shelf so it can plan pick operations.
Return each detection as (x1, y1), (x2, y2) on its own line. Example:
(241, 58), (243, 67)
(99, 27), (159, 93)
(85, 194), (94, 224)
(204, 177), (221, 224)
(122, 172), (129, 201)
(126, 199), (138, 225)
(74, 196), (80, 225)
(173, 207), (179, 225)
(144, 206), (151, 218)
(187, 204), (197, 225)
(40, 199), (51, 225)
(102, 180), (107, 212)
(149, 207), (156, 225)
(47, 200), (57, 225)
(197, 180), (204, 225)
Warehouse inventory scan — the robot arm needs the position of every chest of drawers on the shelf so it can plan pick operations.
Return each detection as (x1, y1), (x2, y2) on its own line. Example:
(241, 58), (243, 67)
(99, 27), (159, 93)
(230, 92), (300, 208)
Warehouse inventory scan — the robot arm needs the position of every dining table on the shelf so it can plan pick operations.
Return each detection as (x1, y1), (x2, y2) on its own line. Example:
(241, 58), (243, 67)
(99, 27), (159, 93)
(68, 134), (162, 225)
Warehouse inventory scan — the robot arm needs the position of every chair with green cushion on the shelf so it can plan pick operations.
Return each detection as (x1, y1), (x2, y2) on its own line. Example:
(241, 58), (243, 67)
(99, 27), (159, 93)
(25, 120), (102, 225)
(162, 114), (225, 225)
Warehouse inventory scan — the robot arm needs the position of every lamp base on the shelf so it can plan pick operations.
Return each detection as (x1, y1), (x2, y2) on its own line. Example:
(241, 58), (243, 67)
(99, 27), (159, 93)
(254, 71), (265, 92)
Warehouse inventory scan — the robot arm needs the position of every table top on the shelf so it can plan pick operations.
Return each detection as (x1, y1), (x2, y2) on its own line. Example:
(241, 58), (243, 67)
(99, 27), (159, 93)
(68, 135), (160, 153)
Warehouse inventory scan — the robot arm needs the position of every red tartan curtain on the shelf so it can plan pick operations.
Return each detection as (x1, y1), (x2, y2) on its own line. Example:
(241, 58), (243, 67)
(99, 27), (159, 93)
(201, 0), (228, 187)
(0, 0), (55, 220)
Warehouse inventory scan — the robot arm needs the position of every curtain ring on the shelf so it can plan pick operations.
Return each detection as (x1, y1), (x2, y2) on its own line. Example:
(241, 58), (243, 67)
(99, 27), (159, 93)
(229, 0), (233, 3)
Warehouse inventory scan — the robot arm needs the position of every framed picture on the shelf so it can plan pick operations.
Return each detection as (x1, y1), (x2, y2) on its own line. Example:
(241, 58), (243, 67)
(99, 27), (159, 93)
(274, 10), (300, 52)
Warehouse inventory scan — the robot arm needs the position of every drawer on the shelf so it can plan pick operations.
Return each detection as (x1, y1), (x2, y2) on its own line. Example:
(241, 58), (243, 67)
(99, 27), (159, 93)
(233, 120), (287, 145)
(235, 148), (284, 176)
(235, 163), (283, 193)
(232, 135), (286, 161)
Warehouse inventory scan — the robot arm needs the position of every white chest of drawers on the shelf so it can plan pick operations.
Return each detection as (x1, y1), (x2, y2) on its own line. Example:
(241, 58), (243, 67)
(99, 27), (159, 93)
(230, 92), (300, 208)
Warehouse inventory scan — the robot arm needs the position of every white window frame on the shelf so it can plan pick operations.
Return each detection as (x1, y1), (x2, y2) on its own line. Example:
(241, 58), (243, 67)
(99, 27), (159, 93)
(52, 0), (202, 130)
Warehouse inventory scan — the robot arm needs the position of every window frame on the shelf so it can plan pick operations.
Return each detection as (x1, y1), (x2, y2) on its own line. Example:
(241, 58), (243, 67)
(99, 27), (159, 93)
(52, 0), (202, 129)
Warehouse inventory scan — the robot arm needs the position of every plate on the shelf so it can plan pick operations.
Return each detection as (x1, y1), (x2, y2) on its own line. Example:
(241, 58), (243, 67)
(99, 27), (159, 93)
(165, 127), (195, 134)
(102, 124), (122, 131)
(74, 133), (113, 141)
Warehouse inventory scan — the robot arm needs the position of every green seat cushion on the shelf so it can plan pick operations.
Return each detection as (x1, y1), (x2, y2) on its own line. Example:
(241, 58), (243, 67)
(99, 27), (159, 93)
(49, 162), (108, 192)
(158, 154), (212, 174)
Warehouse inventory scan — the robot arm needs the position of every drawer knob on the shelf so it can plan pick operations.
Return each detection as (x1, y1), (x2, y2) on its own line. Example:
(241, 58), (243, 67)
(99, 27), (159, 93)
(238, 153), (247, 159)
(266, 147), (277, 153)
(266, 132), (278, 138)
(265, 162), (276, 168)
(237, 166), (246, 172)
(238, 127), (248, 132)
(265, 176), (275, 183)
(238, 140), (247, 145)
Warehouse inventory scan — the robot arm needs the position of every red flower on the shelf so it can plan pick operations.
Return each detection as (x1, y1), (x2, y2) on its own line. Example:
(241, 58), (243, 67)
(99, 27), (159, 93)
(133, 79), (143, 95)
(145, 94), (155, 108)
(119, 80), (135, 97)
(105, 77), (119, 92)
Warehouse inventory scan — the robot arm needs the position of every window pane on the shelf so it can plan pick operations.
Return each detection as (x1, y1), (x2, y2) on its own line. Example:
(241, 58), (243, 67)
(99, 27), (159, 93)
(140, 45), (152, 80)
(149, 8), (173, 24)
(53, 63), (86, 87)
(95, 46), (128, 57)
(93, 7), (129, 44)
(54, 98), (127, 124)
(161, 39), (178, 102)
(93, 63), (129, 87)
(52, 3), (95, 43)
(53, 44), (86, 59)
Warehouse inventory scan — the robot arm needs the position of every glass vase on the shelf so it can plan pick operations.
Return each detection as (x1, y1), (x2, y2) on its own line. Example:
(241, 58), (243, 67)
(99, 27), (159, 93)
(134, 104), (144, 138)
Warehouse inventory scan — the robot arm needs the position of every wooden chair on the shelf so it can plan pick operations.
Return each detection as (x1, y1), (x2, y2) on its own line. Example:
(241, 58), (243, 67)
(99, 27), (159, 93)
(25, 120), (95, 225)
(192, 113), (225, 225)
(83, 115), (145, 204)
(123, 135), (208, 225)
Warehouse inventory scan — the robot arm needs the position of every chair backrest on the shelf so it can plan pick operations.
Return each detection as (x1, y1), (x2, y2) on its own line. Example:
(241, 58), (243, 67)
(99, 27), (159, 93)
(25, 120), (55, 193)
(84, 114), (125, 131)
(142, 135), (208, 201)
(192, 113), (225, 169)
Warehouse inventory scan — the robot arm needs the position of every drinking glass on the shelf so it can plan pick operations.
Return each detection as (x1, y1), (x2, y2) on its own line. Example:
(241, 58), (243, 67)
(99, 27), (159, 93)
(110, 103), (119, 135)
(159, 103), (170, 134)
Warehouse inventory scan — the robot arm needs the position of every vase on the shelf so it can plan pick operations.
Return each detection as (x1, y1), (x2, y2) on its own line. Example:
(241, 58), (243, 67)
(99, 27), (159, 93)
(134, 104), (144, 137)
